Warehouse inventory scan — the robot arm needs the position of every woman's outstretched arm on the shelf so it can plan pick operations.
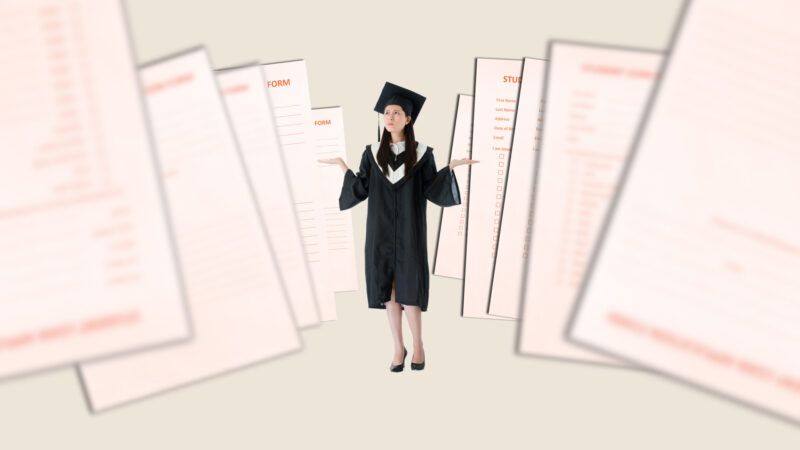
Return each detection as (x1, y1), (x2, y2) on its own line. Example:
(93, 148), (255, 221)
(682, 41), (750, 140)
(422, 154), (479, 207)
(448, 157), (479, 171)
(319, 148), (371, 210)
(318, 157), (349, 173)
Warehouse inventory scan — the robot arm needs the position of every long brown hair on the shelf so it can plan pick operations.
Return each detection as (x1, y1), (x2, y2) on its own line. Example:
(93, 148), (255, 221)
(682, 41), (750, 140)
(376, 122), (417, 177)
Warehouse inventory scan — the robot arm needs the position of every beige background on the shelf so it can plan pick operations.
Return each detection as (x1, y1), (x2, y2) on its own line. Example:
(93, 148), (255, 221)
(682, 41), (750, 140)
(2, 0), (800, 447)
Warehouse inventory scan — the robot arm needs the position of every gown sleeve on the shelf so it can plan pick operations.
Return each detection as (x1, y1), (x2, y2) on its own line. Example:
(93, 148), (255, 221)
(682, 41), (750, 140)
(339, 147), (371, 210)
(421, 149), (461, 207)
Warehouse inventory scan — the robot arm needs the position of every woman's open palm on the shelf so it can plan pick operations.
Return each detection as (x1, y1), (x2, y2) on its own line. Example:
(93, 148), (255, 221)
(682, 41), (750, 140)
(318, 157), (348, 172)
(449, 158), (479, 170)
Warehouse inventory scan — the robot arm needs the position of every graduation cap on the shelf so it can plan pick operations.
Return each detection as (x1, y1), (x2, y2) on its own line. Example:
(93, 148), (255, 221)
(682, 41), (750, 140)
(375, 82), (426, 139)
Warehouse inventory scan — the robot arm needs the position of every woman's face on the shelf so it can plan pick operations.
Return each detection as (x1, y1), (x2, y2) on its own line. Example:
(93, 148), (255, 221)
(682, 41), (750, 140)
(383, 104), (411, 133)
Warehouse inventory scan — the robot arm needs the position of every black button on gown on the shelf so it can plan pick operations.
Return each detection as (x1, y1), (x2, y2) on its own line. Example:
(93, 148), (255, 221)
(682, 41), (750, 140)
(339, 142), (461, 311)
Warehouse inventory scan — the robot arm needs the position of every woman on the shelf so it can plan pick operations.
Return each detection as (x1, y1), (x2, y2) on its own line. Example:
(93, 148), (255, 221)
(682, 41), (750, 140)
(319, 82), (477, 372)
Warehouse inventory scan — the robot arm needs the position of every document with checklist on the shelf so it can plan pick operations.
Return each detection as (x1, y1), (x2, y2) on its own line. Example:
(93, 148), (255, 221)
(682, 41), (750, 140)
(262, 60), (336, 321)
(0, 0), (189, 379)
(433, 94), (472, 280)
(517, 42), (661, 364)
(312, 106), (357, 293)
(569, 0), (800, 422)
(462, 58), (521, 319)
(487, 58), (546, 318)
(79, 49), (301, 412)
(217, 64), (320, 327)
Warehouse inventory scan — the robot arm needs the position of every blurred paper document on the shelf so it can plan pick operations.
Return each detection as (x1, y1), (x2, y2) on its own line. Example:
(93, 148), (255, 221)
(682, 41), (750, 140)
(262, 61), (336, 321)
(0, 0), (188, 378)
(570, 0), (800, 422)
(488, 58), (546, 318)
(217, 64), (320, 327)
(518, 42), (661, 364)
(462, 58), (521, 319)
(433, 94), (472, 279)
(312, 107), (357, 292)
(79, 48), (300, 412)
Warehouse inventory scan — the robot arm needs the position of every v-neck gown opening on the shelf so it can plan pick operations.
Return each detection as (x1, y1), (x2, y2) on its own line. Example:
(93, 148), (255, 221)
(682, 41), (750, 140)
(339, 142), (461, 311)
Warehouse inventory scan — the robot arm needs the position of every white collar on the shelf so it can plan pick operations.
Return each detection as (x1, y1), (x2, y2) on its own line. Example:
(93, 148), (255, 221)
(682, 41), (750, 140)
(370, 142), (428, 183)
(390, 141), (405, 155)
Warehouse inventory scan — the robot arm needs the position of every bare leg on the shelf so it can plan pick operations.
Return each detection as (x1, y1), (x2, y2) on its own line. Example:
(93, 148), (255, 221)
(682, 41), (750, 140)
(404, 305), (424, 364)
(385, 279), (405, 365)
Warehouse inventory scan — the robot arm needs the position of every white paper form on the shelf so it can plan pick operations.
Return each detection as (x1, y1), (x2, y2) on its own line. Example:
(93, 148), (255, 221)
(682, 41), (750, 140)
(217, 64), (320, 328)
(79, 48), (301, 412)
(488, 58), (546, 318)
(462, 58), (521, 319)
(570, 0), (800, 422)
(0, 0), (189, 379)
(262, 61), (336, 321)
(432, 95), (472, 279)
(517, 43), (660, 362)
(312, 107), (358, 293)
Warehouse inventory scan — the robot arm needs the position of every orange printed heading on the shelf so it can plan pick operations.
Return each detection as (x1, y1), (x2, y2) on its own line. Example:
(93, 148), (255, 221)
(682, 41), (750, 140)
(222, 83), (250, 95)
(145, 73), (194, 95)
(266, 79), (291, 88)
(581, 63), (656, 79)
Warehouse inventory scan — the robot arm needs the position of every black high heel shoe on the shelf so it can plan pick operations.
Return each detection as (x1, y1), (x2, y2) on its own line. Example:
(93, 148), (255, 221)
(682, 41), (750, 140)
(411, 349), (425, 371)
(390, 347), (407, 372)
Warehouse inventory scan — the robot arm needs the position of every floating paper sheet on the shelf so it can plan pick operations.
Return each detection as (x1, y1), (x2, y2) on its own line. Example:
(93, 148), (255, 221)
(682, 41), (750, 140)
(432, 94), (472, 280)
(570, 0), (800, 422)
(517, 42), (661, 364)
(488, 58), (546, 318)
(217, 64), (320, 327)
(462, 58), (521, 320)
(312, 106), (357, 293)
(79, 48), (300, 412)
(0, 0), (189, 379)
(262, 60), (336, 321)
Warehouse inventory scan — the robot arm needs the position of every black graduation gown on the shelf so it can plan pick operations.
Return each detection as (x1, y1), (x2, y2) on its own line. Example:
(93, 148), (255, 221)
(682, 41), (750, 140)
(339, 142), (461, 311)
